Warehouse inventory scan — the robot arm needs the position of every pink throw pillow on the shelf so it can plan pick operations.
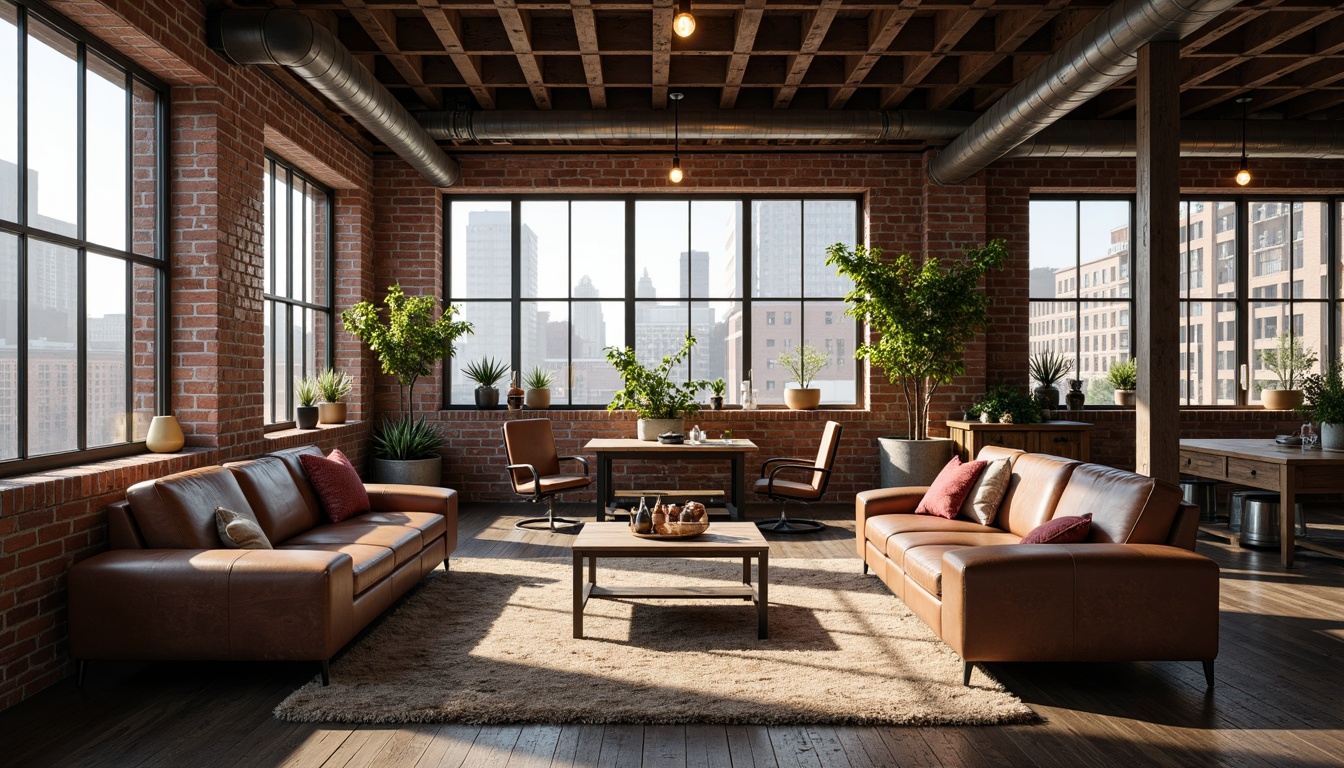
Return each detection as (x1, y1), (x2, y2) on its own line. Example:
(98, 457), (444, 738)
(1022, 513), (1093, 544)
(299, 449), (370, 523)
(915, 457), (988, 519)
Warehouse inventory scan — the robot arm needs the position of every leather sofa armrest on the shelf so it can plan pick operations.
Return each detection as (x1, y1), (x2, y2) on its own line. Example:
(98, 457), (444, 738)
(68, 549), (355, 662)
(854, 487), (928, 558)
(940, 544), (1219, 664)
(364, 484), (457, 517)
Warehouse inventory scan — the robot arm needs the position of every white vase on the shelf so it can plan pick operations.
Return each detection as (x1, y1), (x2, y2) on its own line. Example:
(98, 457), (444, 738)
(1321, 423), (1344, 451)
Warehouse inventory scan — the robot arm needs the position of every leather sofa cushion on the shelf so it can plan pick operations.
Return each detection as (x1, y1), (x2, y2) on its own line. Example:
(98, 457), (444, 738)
(281, 520), (423, 567)
(276, 542), (394, 595)
(127, 467), (257, 549)
(359, 511), (447, 543)
(266, 445), (325, 521)
(903, 545), (965, 598)
(1056, 463), (1183, 545)
(865, 515), (1001, 553)
(517, 475), (591, 495)
(886, 531), (1022, 570)
(997, 453), (1079, 539)
(226, 457), (322, 544)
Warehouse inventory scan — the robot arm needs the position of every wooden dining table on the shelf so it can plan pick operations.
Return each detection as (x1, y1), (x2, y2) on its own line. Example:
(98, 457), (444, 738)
(583, 437), (759, 522)
(1179, 438), (1344, 567)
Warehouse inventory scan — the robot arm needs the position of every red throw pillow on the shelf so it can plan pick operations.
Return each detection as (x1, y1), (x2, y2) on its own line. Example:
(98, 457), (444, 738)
(915, 457), (988, 519)
(1022, 513), (1093, 544)
(299, 449), (370, 523)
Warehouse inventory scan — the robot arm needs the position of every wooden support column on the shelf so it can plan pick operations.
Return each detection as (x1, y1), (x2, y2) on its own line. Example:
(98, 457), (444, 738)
(1135, 41), (1181, 483)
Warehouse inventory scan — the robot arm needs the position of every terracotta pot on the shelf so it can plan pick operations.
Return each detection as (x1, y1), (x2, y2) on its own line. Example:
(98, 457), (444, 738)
(1261, 389), (1304, 410)
(296, 406), (319, 429)
(783, 387), (822, 410)
(318, 402), (347, 424)
(145, 415), (184, 453)
(1114, 389), (1136, 407)
(524, 388), (551, 409)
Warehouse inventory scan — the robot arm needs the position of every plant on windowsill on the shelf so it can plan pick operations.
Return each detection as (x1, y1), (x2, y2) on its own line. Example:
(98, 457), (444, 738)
(826, 238), (1007, 486)
(1260, 332), (1317, 410)
(709, 377), (726, 410)
(463, 357), (509, 409)
(295, 375), (321, 429)
(523, 366), (555, 409)
(1298, 362), (1344, 449)
(1107, 358), (1138, 407)
(606, 333), (708, 441)
(342, 283), (473, 485)
(1028, 350), (1072, 413)
(315, 368), (354, 425)
(778, 343), (829, 410)
(967, 384), (1044, 425)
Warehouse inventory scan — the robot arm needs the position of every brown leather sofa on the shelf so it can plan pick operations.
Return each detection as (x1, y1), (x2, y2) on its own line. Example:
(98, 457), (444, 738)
(68, 446), (457, 684)
(857, 447), (1220, 686)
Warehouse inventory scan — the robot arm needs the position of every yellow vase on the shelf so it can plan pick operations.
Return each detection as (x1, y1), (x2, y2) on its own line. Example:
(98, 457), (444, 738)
(145, 415), (185, 453)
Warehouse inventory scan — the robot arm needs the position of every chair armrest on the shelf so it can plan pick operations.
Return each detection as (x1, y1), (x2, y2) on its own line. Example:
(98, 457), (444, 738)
(68, 549), (355, 662)
(506, 463), (542, 500)
(764, 463), (829, 494)
(940, 544), (1220, 663)
(760, 457), (813, 476)
(559, 455), (589, 476)
(365, 483), (457, 516)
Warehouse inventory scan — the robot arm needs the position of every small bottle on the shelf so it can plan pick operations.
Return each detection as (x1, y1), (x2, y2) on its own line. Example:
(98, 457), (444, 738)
(633, 496), (653, 534)
(506, 370), (524, 410)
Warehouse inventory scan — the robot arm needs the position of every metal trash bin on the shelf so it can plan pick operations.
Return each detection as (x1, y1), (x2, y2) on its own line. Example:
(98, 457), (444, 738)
(1239, 496), (1307, 548)
(1180, 477), (1221, 522)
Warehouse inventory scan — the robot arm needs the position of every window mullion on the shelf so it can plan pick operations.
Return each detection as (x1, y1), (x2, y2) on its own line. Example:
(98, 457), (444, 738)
(75, 38), (87, 451)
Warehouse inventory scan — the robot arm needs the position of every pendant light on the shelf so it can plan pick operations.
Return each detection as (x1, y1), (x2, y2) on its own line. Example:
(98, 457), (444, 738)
(673, 0), (696, 37)
(1235, 97), (1252, 187)
(669, 92), (684, 184)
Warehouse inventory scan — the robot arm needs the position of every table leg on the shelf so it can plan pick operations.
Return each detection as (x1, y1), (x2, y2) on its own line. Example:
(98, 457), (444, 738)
(572, 552), (583, 639)
(731, 453), (745, 521)
(757, 551), (768, 639)
(588, 555), (597, 584)
(597, 454), (610, 522)
(742, 556), (752, 601)
(1281, 466), (1296, 568)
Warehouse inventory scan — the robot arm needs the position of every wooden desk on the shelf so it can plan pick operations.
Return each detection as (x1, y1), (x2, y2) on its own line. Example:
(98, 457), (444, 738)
(1179, 438), (1344, 567)
(584, 438), (759, 522)
(947, 420), (1092, 462)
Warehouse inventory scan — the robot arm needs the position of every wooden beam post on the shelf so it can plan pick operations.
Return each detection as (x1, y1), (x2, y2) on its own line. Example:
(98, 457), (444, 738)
(1135, 41), (1181, 483)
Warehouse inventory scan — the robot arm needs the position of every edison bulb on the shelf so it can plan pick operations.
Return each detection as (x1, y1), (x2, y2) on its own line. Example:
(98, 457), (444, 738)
(669, 164), (684, 184)
(673, 12), (696, 37)
(1235, 166), (1251, 186)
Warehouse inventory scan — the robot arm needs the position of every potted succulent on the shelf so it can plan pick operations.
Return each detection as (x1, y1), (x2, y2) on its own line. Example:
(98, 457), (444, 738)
(606, 333), (708, 441)
(778, 343), (829, 410)
(295, 374), (320, 429)
(1029, 350), (1071, 412)
(342, 283), (473, 485)
(524, 366), (554, 409)
(1260, 332), (1317, 410)
(1108, 358), (1138, 407)
(463, 357), (508, 409)
(709, 377), (726, 410)
(315, 368), (354, 425)
(1300, 362), (1344, 450)
(827, 239), (1007, 486)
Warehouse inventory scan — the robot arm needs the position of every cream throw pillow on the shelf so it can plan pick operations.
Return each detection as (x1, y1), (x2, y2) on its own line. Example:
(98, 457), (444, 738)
(215, 506), (273, 550)
(958, 458), (1011, 526)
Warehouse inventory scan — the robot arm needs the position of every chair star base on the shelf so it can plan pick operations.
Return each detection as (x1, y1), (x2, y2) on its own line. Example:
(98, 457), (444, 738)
(755, 515), (826, 534)
(515, 515), (584, 532)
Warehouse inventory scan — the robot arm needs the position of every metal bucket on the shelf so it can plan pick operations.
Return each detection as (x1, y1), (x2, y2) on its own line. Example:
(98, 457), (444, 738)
(1239, 497), (1307, 548)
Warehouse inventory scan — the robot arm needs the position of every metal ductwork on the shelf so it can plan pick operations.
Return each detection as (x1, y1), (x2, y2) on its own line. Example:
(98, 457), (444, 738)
(927, 0), (1243, 185)
(209, 9), (460, 187)
(420, 110), (976, 143)
(1013, 121), (1344, 159)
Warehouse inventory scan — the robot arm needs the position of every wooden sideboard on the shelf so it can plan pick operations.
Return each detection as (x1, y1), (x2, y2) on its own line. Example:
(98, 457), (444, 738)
(946, 420), (1093, 462)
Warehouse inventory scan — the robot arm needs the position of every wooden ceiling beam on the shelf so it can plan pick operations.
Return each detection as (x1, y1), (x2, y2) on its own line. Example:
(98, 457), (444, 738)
(418, 1), (496, 109)
(341, 1), (441, 109)
(879, 0), (992, 109)
(720, 0), (766, 109)
(652, 0), (673, 108)
(775, 0), (842, 108)
(570, 0), (606, 108)
(929, 0), (1066, 110)
(827, 3), (919, 109)
(495, 0), (552, 109)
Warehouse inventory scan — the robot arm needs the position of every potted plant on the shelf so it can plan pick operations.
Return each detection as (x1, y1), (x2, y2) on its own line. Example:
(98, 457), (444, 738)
(524, 366), (554, 409)
(315, 368), (354, 424)
(295, 374), (320, 429)
(1260, 333), (1317, 410)
(1029, 350), (1071, 412)
(826, 239), (1007, 486)
(709, 378), (726, 410)
(342, 283), (473, 485)
(463, 357), (508, 409)
(606, 333), (708, 441)
(968, 384), (1044, 425)
(1108, 358), (1138, 407)
(778, 343), (829, 410)
(1300, 362), (1344, 450)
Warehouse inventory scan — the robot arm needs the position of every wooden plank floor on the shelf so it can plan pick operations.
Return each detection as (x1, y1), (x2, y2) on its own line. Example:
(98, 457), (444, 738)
(5, 502), (1344, 767)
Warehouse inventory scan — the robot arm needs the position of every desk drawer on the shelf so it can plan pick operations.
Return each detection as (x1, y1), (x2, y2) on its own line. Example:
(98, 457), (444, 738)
(1038, 431), (1082, 460)
(979, 432), (1029, 451)
(1227, 458), (1279, 490)
(1180, 451), (1226, 479)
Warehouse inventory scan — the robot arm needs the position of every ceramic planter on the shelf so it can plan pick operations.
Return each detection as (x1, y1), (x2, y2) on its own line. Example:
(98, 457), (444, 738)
(296, 405), (319, 429)
(372, 456), (442, 486)
(710, 396), (723, 410)
(1261, 389), (1304, 410)
(1033, 385), (1060, 409)
(1114, 389), (1136, 407)
(637, 418), (684, 441)
(878, 437), (952, 488)
(524, 388), (551, 409)
(474, 387), (500, 409)
(318, 402), (347, 424)
(145, 415), (184, 453)
(783, 387), (822, 410)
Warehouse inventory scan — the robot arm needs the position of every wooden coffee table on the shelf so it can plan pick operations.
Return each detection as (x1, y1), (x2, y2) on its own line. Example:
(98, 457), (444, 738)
(571, 522), (770, 640)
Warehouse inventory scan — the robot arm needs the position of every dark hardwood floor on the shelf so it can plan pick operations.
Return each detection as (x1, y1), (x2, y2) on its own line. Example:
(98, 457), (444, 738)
(5, 502), (1344, 768)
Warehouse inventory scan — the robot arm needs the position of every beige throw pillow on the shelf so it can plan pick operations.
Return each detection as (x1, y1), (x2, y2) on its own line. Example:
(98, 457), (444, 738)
(958, 458), (1011, 526)
(215, 506), (273, 550)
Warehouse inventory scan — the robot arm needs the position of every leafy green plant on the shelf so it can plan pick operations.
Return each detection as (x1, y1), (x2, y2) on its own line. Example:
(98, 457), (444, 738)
(1029, 351), (1072, 388)
(709, 378), (727, 397)
(294, 375), (320, 407)
(777, 344), (830, 389)
(1299, 362), (1344, 424)
(315, 368), (354, 404)
(1107, 358), (1138, 390)
(372, 416), (443, 461)
(342, 284), (472, 421)
(606, 334), (708, 419)
(968, 384), (1044, 424)
(463, 357), (509, 388)
(826, 239), (1007, 440)
(1260, 333), (1317, 390)
(523, 366), (554, 389)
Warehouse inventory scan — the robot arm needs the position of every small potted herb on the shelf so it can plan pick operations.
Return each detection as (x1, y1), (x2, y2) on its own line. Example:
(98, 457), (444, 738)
(709, 378), (726, 410)
(463, 357), (509, 409)
(315, 368), (354, 425)
(778, 343), (829, 410)
(524, 366), (555, 409)
(1260, 333), (1317, 410)
(968, 384), (1044, 425)
(1108, 358), (1138, 407)
(295, 374), (321, 429)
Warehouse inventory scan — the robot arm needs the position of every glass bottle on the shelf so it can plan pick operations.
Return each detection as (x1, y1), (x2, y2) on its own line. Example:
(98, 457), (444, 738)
(506, 370), (524, 410)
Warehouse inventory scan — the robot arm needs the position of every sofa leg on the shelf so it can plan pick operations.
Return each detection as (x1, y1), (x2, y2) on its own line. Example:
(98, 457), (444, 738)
(963, 662), (974, 686)
(76, 660), (86, 688)
(320, 660), (330, 687)
(443, 558), (451, 572)
(862, 562), (868, 575)
(1202, 660), (1215, 689)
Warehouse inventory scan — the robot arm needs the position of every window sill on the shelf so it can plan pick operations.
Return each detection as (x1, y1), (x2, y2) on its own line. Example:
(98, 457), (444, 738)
(263, 421), (368, 443)
(0, 448), (214, 513)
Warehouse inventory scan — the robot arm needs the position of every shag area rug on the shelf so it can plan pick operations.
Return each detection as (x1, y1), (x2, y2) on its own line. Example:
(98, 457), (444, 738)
(274, 557), (1034, 726)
